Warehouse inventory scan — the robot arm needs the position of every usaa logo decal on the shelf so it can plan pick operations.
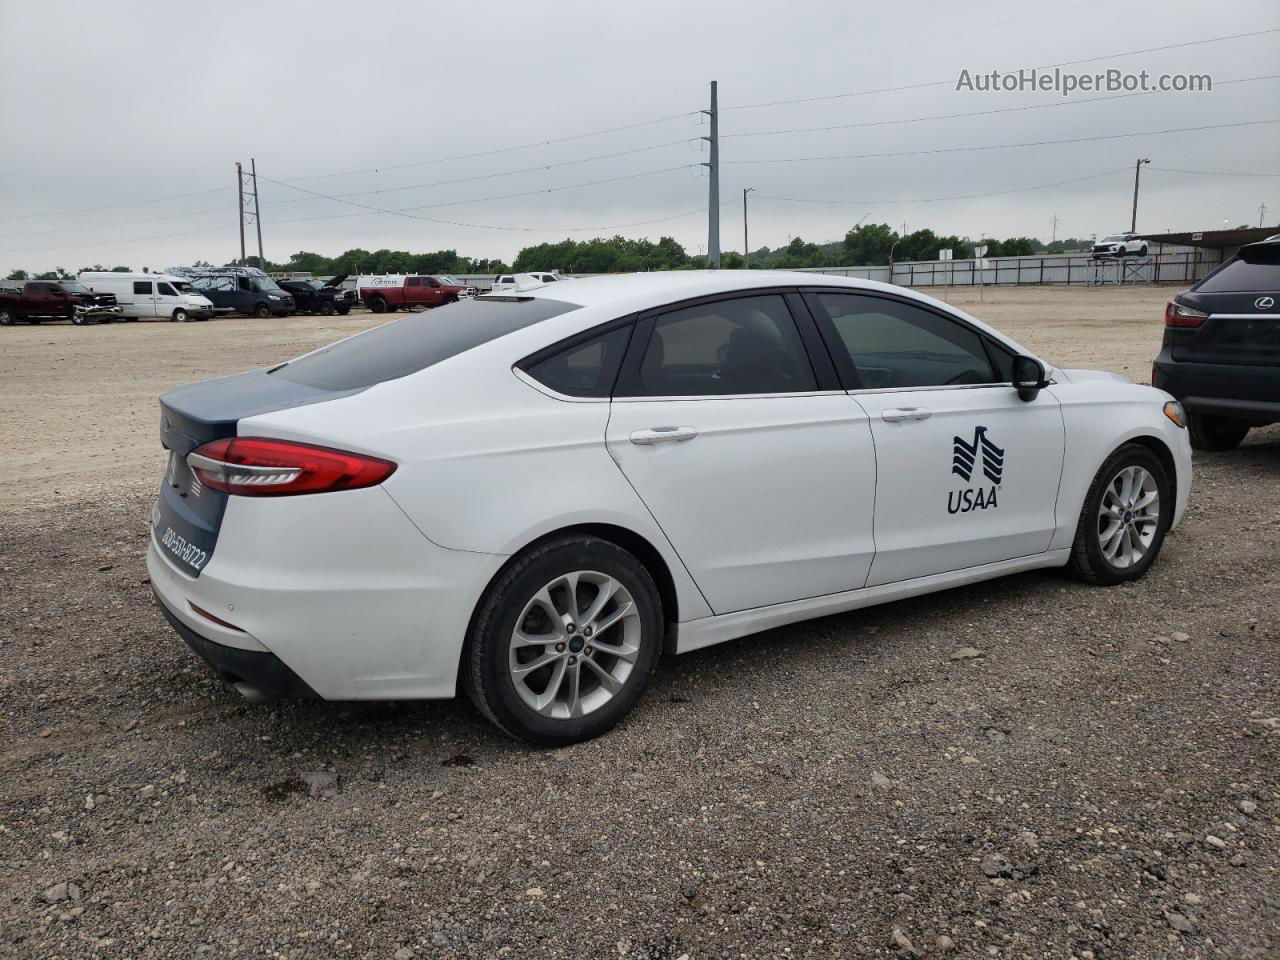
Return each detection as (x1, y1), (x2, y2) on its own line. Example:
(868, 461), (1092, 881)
(949, 426), (1003, 514)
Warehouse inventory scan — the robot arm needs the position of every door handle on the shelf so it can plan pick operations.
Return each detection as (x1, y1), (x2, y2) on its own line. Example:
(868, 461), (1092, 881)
(881, 407), (932, 423)
(629, 426), (699, 445)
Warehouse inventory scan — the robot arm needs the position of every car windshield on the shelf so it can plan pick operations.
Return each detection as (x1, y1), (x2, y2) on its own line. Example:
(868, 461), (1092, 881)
(434, 276), (461, 286)
(61, 282), (89, 293)
(270, 296), (579, 391)
(1101, 235), (1128, 243)
(255, 278), (286, 294)
(171, 281), (197, 294)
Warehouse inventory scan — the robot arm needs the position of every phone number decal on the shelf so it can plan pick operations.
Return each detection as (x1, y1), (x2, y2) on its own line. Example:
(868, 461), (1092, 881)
(159, 526), (208, 571)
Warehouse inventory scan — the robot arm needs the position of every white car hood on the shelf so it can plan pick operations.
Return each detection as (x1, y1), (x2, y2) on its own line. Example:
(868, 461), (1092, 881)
(1054, 367), (1133, 384)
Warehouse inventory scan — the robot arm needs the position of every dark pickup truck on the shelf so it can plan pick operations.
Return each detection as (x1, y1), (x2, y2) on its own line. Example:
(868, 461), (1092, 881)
(0, 280), (123, 326)
(277, 275), (358, 316)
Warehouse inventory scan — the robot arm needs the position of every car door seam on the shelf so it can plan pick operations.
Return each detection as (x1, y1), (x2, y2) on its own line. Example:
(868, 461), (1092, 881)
(847, 392), (878, 590)
(604, 399), (716, 618)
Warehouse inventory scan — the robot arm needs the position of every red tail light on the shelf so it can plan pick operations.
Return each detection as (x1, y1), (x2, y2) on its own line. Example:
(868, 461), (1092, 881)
(188, 437), (396, 497)
(1165, 300), (1208, 328)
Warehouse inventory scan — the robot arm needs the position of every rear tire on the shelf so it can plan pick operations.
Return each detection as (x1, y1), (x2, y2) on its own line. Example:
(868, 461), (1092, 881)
(463, 536), (663, 747)
(1188, 414), (1249, 451)
(368, 297), (388, 313)
(1066, 443), (1170, 586)
(336, 306), (350, 316)
(0, 309), (14, 326)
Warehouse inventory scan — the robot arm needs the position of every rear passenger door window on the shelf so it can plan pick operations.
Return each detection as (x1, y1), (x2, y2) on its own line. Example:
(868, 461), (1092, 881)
(133, 281), (153, 295)
(623, 294), (817, 397)
(807, 293), (996, 389)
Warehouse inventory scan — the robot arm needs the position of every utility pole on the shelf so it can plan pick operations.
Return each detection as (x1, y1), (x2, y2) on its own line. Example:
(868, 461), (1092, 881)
(251, 159), (264, 270)
(1260, 202), (1268, 228)
(1130, 157), (1150, 233)
(702, 81), (720, 267)
(743, 187), (754, 266)
(235, 162), (247, 267)
(1051, 214), (1060, 243)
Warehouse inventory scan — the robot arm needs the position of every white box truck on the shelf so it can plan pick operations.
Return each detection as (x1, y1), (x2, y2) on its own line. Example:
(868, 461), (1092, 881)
(79, 272), (215, 322)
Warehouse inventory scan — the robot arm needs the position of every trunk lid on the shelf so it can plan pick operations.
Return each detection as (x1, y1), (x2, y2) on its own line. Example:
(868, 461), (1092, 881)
(1172, 293), (1280, 366)
(153, 370), (365, 577)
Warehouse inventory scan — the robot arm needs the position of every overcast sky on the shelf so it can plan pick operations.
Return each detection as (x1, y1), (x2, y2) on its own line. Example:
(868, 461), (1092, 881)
(0, 0), (1277, 274)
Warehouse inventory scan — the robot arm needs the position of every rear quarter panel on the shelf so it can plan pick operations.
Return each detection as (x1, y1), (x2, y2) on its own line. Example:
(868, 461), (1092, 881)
(238, 354), (715, 623)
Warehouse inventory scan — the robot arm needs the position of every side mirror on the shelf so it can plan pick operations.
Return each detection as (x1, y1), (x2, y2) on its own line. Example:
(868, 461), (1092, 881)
(1013, 355), (1048, 402)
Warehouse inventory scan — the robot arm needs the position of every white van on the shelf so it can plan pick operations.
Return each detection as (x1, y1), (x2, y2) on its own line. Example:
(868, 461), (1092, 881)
(79, 272), (215, 322)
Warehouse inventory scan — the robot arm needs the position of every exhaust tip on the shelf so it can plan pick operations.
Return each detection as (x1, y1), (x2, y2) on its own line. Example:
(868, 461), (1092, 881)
(231, 681), (277, 705)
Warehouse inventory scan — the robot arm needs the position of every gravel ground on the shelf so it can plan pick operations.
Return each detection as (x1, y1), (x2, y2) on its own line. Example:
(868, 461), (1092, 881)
(1, 287), (1278, 958)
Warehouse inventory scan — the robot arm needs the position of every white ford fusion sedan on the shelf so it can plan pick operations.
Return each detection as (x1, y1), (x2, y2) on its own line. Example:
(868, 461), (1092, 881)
(148, 272), (1191, 745)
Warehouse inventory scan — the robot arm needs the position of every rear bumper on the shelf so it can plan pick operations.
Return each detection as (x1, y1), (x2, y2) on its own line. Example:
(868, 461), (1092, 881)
(1153, 354), (1280, 424)
(153, 588), (318, 700)
(146, 485), (507, 701)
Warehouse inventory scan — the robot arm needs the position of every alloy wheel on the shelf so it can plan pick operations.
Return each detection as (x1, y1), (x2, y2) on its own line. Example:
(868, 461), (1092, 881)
(1096, 465), (1160, 568)
(508, 571), (641, 720)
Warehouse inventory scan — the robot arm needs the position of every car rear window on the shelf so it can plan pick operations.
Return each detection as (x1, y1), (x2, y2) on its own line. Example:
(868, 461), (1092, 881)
(271, 296), (578, 391)
(1195, 245), (1280, 293)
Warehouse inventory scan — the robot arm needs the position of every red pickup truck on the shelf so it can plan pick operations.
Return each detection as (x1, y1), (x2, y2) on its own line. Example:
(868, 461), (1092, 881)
(0, 280), (123, 326)
(358, 275), (475, 313)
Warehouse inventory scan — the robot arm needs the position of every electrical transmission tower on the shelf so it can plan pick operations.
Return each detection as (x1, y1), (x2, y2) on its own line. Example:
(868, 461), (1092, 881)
(236, 160), (265, 268)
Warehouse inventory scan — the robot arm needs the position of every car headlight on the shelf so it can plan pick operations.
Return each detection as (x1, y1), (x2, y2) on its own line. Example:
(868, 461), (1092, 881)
(268, 295), (281, 300)
(1163, 400), (1187, 428)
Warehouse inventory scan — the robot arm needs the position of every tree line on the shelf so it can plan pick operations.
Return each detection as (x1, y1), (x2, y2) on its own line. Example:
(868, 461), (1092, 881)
(3, 224), (1095, 282)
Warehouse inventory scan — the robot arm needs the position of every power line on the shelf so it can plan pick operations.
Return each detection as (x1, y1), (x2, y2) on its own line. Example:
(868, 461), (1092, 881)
(758, 166), (1132, 205)
(724, 28), (1280, 113)
(712, 0), (1107, 93)
(725, 119), (1280, 167)
(263, 138), (699, 205)
(0, 222), (237, 255)
(277, 112), (696, 184)
(0, 197), (734, 255)
(259, 164), (700, 217)
(0, 204), (236, 240)
(1150, 166), (1280, 177)
(0, 186), (231, 223)
(725, 74), (1279, 140)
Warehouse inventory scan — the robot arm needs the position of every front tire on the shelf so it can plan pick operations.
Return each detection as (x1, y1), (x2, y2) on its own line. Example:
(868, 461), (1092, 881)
(1066, 443), (1170, 586)
(463, 536), (663, 747)
(1188, 414), (1249, 451)
(319, 301), (336, 316)
(254, 303), (272, 319)
(173, 308), (189, 323)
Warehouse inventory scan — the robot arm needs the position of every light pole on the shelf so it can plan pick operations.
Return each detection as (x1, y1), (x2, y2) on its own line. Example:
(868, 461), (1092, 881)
(743, 187), (754, 267)
(1130, 158), (1150, 233)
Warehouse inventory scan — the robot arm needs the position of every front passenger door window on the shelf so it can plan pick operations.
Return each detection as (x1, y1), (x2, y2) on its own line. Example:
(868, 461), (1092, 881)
(811, 292), (996, 389)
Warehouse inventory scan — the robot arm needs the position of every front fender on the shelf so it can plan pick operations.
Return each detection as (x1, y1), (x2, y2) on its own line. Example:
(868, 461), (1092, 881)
(1046, 381), (1192, 550)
